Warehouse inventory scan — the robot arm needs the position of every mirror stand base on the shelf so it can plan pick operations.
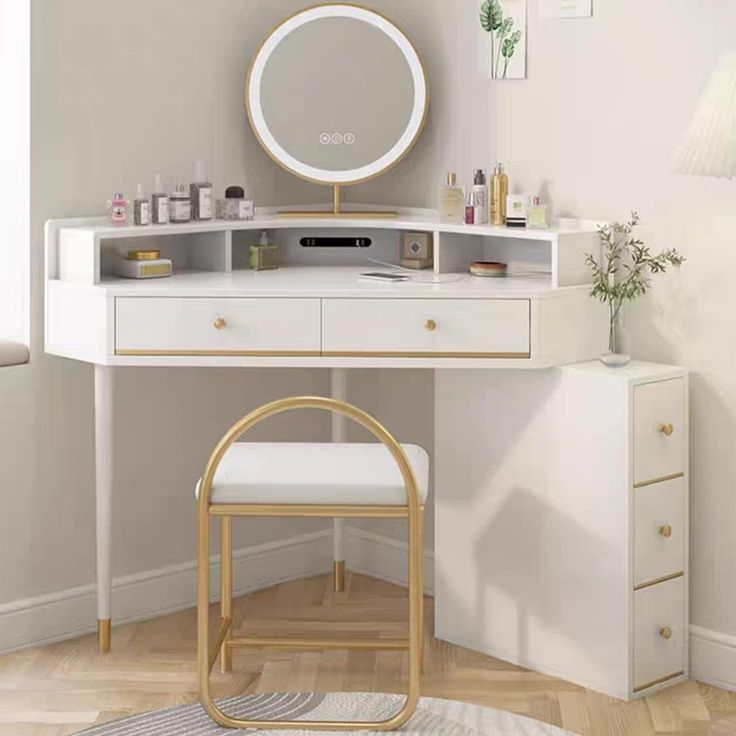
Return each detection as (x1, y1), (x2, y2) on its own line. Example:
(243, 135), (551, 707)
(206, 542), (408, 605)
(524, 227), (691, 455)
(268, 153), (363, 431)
(277, 184), (398, 220)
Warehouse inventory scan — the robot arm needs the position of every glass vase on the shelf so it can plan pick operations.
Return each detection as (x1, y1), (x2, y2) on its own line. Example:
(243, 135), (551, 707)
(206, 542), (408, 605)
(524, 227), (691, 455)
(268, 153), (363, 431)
(601, 309), (631, 367)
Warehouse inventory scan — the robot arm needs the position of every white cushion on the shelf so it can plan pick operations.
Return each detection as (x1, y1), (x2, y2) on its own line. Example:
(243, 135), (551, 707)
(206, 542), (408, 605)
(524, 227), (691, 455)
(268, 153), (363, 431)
(196, 442), (429, 506)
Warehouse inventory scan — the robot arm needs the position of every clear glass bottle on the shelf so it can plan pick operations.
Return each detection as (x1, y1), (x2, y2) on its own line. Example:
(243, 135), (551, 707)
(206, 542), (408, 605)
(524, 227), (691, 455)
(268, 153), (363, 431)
(151, 174), (169, 225)
(190, 161), (213, 221)
(527, 196), (549, 229)
(169, 185), (192, 224)
(440, 173), (464, 223)
(133, 184), (150, 226)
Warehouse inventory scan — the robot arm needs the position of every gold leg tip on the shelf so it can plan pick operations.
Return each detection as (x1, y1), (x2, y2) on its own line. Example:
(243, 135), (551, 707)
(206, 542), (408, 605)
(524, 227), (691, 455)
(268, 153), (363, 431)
(333, 560), (346, 593)
(98, 619), (111, 653)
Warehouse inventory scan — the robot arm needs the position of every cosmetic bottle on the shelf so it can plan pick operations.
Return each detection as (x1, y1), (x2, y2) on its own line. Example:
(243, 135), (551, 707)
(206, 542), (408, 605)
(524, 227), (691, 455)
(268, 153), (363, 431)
(440, 173), (464, 223)
(527, 196), (549, 229)
(169, 185), (192, 224)
(249, 231), (279, 271)
(106, 193), (129, 226)
(464, 191), (476, 225)
(190, 161), (213, 221)
(472, 169), (489, 224)
(491, 163), (509, 226)
(133, 184), (151, 226)
(151, 174), (169, 225)
(216, 185), (255, 221)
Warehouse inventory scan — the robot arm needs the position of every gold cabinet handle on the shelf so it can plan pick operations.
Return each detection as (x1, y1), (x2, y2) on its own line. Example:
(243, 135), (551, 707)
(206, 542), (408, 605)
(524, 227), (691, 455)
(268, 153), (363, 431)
(425, 319), (437, 332)
(660, 626), (673, 640)
(659, 423), (674, 437)
(214, 317), (227, 330)
(659, 525), (673, 539)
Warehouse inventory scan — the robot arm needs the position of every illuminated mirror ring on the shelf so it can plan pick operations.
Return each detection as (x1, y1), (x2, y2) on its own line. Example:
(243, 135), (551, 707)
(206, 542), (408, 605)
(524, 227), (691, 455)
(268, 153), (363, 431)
(246, 4), (428, 186)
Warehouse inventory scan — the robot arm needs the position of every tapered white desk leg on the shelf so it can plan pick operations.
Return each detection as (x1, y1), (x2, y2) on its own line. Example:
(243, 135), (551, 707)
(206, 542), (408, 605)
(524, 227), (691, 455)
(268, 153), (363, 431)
(94, 365), (114, 653)
(331, 368), (347, 592)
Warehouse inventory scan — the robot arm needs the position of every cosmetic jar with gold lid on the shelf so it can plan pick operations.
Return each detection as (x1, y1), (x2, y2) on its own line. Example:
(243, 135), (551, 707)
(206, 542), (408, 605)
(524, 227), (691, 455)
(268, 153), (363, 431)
(116, 249), (173, 279)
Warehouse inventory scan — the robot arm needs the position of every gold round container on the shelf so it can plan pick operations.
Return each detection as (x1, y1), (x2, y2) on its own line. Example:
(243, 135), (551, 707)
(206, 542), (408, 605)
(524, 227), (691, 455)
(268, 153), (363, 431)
(470, 261), (508, 278)
(127, 250), (161, 261)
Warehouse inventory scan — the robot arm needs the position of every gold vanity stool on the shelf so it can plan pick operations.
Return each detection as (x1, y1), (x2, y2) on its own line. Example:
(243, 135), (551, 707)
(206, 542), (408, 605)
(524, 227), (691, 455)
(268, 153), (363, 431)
(196, 397), (428, 731)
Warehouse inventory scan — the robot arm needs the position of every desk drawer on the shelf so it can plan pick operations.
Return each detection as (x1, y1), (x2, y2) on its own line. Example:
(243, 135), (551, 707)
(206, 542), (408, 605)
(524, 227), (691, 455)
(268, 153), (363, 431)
(322, 299), (530, 357)
(633, 576), (686, 692)
(115, 297), (321, 355)
(634, 476), (685, 588)
(634, 379), (685, 485)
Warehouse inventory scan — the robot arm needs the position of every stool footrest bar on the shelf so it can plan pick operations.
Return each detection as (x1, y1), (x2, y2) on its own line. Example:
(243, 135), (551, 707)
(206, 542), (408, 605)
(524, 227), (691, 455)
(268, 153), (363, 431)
(227, 635), (410, 652)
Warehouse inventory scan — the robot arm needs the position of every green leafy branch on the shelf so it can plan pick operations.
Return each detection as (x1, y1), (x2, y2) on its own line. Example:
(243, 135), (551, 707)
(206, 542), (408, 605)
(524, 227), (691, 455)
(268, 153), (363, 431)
(585, 212), (685, 352)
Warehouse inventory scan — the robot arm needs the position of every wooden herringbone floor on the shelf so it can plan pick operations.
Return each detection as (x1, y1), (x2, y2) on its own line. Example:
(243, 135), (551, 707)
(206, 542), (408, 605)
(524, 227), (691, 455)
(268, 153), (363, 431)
(0, 573), (734, 736)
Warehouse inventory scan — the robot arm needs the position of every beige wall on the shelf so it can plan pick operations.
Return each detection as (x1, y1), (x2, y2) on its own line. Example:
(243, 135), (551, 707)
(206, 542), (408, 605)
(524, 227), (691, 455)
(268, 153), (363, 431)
(494, 0), (736, 638)
(1, 0), (490, 606)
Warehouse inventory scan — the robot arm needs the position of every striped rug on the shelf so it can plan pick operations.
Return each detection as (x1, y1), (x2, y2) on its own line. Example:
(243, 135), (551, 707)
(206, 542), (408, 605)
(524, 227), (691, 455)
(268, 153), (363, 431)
(75, 692), (573, 734)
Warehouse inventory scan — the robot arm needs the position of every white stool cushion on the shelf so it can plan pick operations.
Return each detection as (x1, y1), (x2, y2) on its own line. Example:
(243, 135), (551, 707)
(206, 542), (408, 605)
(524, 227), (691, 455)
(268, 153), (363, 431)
(196, 442), (429, 506)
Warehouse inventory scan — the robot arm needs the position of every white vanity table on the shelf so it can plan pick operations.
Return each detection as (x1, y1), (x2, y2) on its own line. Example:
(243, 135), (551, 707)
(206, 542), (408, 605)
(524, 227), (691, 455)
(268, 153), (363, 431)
(44, 211), (689, 701)
(43, 0), (689, 705)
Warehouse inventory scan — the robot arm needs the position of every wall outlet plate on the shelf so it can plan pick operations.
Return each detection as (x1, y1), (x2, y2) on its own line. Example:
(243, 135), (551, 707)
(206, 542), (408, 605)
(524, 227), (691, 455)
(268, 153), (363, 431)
(543, 0), (592, 18)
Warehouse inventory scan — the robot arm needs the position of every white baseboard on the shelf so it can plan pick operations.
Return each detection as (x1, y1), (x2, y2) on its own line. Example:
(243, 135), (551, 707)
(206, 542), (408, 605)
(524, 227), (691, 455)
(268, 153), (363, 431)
(0, 530), (333, 654)
(15, 522), (733, 698)
(346, 526), (434, 595)
(690, 625), (736, 692)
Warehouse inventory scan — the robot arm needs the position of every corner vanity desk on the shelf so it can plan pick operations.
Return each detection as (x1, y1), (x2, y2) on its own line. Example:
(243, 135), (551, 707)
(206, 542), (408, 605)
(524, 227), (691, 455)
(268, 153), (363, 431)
(44, 211), (689, 702)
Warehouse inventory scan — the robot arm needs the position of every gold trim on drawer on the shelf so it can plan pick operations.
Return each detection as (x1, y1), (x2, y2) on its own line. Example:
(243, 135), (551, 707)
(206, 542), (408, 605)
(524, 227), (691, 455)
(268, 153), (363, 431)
(321, 351), (531, 359)
(634, 472), (684, 489)
(633, 671), (685, 694)
(115, 350), (322, 357)
(116, 349), (531, 359)
(634, 571), (684, 591)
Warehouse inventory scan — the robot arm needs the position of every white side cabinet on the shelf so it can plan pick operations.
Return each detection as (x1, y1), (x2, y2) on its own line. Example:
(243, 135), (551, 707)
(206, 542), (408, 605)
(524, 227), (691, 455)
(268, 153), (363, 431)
(435, 362), (688, 700)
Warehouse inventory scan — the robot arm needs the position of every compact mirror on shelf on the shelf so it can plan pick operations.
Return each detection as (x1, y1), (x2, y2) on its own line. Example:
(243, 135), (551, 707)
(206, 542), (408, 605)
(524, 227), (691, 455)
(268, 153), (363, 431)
(246, 3), (429, 219)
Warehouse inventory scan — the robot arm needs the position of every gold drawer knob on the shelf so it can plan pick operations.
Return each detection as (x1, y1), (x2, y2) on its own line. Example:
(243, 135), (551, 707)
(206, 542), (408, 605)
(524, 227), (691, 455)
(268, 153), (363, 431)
(660, 626), (673, 640)
(659, 525), (673, 538)
(425, 319), (437, 332)
(214, 317), (227, 330)
(659, 423), (674, 437)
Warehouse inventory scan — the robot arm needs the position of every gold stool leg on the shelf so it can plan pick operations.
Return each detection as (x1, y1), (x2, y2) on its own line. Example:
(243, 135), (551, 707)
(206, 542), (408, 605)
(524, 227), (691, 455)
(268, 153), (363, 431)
(97, 619), (111, 654)
(333, 560), (346, 593)
(220, 516), (233, 673)
(419, 506), (425, 675)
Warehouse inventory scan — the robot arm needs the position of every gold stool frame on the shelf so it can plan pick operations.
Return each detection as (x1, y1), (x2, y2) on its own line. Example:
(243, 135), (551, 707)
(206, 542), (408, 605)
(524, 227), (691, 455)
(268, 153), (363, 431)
(197, 396), (424, 731)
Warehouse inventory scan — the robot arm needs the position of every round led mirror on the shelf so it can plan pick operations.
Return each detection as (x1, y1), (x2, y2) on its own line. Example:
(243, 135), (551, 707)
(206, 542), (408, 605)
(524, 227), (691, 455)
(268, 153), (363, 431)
(247, 4), (428, 217)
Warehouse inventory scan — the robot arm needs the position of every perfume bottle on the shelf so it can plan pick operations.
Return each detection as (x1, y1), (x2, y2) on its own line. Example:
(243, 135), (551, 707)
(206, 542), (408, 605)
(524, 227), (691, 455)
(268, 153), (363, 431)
(250, 231), (279, 271)
(216, 185), (255, 221)
(133, 184), (150, 226)
(106, 193), (129, 226)
(472, 169), (489, 224)
(190, 161), (213, 221)
(169, 185), (192, 224)
(527, 196), (549, 229)
(465, 191), (476, 225)
(491, 163), (509, 226)
(151, 174), (169, 225)
(440, 173), (464, 223)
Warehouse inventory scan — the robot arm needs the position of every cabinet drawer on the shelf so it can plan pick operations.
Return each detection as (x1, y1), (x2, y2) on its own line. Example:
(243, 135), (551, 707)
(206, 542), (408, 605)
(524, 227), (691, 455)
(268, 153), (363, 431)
(634, 477), (685, 587)
(115, 297), (321, 355)
(633, 576), (686, 691)
(322, 299), (530, 357)
(634, 379), (685, 485)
